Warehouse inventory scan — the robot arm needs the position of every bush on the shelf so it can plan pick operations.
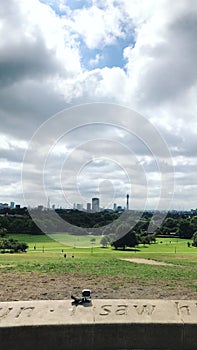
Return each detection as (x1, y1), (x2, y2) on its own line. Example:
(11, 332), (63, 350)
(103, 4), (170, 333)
(192, 232), (197, 247)
(0, 238), (28, 253)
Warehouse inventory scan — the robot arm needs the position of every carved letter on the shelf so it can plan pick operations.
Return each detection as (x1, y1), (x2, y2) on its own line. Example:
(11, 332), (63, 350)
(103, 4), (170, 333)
(70, 306), (76, 316)
(116, 305), (128, 316)
(175, 302), (190, 316)
(15, 306), (35, 319)
(100, 305), (112, 316)
(133, 304), (156, 315)
(0, 307), (13, 319)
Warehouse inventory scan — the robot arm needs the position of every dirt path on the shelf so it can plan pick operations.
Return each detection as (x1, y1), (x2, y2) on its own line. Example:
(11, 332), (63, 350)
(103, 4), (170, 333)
(119, 258), (174, 266)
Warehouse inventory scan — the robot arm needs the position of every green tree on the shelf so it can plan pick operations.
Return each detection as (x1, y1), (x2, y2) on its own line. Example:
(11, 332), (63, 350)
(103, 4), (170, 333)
(178, 219), (193, 239)
(0, 227), (7, 238)
(192, 231), (197, 247)
(191, 216), (197, 233)
(140, 234), (156, 245)
(162, 217), (178, 233)
(112, 230), (138, 250)
(100, 236), (109, 248)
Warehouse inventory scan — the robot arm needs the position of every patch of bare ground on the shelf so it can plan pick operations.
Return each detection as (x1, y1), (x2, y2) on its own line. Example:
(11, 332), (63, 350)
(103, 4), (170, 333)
(119, 258), (174, 266)
(0, 271), (196, 301)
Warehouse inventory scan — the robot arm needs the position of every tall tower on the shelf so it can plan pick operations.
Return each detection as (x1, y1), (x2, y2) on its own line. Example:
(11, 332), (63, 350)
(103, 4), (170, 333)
(47, 197), (50, 209)
(92, 197), (99, 212)
(126, 194), (129, 211)
(10, 201), (15, 209)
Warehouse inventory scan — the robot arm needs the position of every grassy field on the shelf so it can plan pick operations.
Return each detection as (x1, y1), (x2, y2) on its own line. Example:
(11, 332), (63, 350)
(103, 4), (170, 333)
(48, 232), (102, 248)
(0, 234), (196, 268)
(2, 233), (196, 255)
(0, 234), (196, 298)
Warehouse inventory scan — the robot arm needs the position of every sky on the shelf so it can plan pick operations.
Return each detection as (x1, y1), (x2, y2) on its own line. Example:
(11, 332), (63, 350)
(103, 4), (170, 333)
(0, 0), (197, 211)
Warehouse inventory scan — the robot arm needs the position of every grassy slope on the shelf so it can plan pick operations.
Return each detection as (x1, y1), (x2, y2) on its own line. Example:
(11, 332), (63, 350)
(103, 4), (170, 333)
(0, 235), (196, 291)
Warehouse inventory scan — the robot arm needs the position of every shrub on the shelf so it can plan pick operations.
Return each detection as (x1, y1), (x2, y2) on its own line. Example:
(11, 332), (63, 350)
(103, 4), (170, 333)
(0, 238), (28, 253)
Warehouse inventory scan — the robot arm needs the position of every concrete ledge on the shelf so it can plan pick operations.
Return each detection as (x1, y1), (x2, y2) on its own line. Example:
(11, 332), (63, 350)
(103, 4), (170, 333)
(0, 299), (196, 349)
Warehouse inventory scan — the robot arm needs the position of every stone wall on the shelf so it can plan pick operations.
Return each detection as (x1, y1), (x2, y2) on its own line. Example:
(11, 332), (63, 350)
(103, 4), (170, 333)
(0, 299), (196, 349)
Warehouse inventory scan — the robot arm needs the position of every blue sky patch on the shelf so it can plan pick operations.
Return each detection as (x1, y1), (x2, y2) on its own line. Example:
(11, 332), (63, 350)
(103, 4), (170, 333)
(39, 0), (61, 13)
(64, 0), (90, 11)
(80, 34), (135, 70)
(39, 0), (91, 13)
(39, 0), (136, 70)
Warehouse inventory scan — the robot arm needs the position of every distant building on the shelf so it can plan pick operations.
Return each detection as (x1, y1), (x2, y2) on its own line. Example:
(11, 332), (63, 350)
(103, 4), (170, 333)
(87, 203), (91, 212)
(47, 198), (50, 209)
(10, 202), (15, 209)
(37, 205), (43, 211)
(117, 206), (123, 212)
(2, 203), (9, 209)
(76, 203), (83, 211)
(113, 203), (117, 211)
(92, 197), (99, 212)
(126, 194), (129, 211)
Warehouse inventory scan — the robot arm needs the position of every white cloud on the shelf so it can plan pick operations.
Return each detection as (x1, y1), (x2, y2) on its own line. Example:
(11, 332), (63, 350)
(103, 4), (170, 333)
(0, 0), (82, 86)
(67, 3), (126, 49)
(89, 53), (103, 67)
(0, 0), (197, 210)
(85, 66), (129, 102)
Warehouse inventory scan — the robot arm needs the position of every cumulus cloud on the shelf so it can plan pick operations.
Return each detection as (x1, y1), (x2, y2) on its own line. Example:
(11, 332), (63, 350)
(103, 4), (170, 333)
(0, 0), (197, 210)
(67, 3), (126, 49)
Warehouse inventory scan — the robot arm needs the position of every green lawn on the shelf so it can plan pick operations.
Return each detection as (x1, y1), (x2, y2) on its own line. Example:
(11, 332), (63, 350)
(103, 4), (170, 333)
(48, 232), (102, 248)
(6, 233), (102, 249)
(0, 234), (196, 295)
(0, 234), (197, 292)
(0, 233), (196, 264)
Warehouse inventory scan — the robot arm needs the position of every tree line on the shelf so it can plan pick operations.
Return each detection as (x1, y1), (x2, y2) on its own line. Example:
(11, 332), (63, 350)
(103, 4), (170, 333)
(0, 209), (197, 249)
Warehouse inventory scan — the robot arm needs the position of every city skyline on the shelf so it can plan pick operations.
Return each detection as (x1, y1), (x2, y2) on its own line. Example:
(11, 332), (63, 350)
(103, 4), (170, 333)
(0, 195), (126, 211)
(0, 1), (197, 210)
(0, 194), (196, 213)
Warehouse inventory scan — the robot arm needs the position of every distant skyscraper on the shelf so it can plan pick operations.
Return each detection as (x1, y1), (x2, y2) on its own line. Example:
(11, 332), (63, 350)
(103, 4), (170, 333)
(113, 203), (117, 211)
(92, 197), (99, 212)
(76, 203), (83, 211)
(126, 194), (129, 211)
(47, 197), (50, 209)
(87, 203), (91, 212)
(10, 201), (15, 209)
